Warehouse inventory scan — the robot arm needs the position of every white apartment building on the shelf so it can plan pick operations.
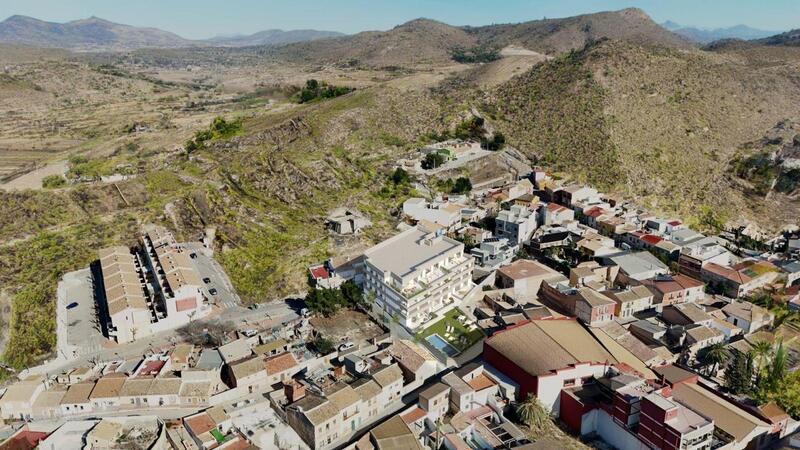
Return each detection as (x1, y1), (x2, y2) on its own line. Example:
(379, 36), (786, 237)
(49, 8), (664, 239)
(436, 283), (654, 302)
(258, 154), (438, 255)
(364, 227), (474, 330)
(495, 205), (537, 244)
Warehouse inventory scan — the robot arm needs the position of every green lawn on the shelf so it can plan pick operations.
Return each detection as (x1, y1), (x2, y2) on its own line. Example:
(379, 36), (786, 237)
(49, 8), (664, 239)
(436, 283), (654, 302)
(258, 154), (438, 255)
(416, 308), (484, 352)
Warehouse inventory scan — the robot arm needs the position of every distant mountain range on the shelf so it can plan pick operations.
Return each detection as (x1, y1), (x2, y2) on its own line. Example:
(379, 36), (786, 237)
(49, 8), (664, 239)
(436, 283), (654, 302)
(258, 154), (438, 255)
(661, 20), (781, 44)
(207, 29), (344, 47)
(0, 15), (344, 51)
(270, 8), (693, 67)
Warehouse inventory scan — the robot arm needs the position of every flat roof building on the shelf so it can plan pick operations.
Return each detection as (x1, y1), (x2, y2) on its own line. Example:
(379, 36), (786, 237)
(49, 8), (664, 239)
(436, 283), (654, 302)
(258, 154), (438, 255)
(364, 226), (473, 330)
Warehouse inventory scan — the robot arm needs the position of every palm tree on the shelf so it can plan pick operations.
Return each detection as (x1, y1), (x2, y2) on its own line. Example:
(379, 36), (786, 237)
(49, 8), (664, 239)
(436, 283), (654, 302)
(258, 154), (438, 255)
(516, 394), (550, 434)
(750, 340), (773, 383)
(701, 343), (729, 376)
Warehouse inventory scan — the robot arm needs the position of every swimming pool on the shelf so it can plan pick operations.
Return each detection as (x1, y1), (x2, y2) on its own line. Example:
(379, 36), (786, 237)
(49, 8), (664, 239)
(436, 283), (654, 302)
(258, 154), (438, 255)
(426, 333), (459, 357)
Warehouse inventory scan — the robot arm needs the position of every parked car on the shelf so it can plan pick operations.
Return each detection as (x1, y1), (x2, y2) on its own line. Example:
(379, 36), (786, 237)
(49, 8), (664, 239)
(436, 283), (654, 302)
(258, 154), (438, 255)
(300, 308), (310, 317)
(203, 277), (211, 284)
(66, 302), (79, 310)
(338, 342), (355, 352)
(209, 288), (218, 295)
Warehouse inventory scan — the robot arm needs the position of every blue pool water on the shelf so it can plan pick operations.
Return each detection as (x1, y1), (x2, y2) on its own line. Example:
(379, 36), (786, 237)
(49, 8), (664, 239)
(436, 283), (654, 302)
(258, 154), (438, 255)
(426, 333), (459, 356)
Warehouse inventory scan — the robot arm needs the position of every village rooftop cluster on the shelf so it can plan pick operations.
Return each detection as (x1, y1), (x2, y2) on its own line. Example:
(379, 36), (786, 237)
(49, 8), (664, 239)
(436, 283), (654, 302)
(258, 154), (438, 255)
(2, 138), (800, 450)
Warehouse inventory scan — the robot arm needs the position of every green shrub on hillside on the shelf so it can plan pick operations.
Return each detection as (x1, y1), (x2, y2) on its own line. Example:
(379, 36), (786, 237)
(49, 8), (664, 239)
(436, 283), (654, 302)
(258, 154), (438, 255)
(297, 79), (354, 104)
(451, 46), (501, 64)
(185, 116), (242, 152)
(41, 175), (67, 189)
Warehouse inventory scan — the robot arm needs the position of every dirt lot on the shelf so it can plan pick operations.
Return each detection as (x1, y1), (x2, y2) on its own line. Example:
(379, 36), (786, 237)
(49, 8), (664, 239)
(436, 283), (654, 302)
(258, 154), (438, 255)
(310, 310), (385, 345)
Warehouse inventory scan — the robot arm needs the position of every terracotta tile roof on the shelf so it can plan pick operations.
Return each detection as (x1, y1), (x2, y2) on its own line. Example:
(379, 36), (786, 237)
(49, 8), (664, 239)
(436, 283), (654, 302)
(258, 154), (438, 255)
(371, 415), (424, 450)
(89, 374), (128, 399)
(372, 364), (403, 388)
(60, 381), (95, 405)
(184, 412), (216, 436)
(703, 262), (751, 284)
(642, 274), (704, 295)
(402, 406), (427, 424)
(466, 373), (495, 391)
(309, 265), (329, 280)
(389, 340), (434, 372)
(264, 352), (297, 375)
(497, 259), (560, 281)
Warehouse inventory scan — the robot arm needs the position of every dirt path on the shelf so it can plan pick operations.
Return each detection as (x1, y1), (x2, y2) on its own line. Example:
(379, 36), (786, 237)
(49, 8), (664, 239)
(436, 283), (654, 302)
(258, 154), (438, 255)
(0, 159), (68, 191)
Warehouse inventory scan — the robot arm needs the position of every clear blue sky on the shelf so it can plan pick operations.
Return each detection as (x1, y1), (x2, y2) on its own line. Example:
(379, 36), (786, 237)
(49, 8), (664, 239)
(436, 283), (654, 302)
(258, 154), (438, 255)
(1, 0), (797, 39)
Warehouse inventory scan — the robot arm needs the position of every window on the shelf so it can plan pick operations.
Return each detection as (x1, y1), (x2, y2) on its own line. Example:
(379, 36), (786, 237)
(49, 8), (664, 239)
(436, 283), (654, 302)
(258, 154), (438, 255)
(564, 378), (576, 387)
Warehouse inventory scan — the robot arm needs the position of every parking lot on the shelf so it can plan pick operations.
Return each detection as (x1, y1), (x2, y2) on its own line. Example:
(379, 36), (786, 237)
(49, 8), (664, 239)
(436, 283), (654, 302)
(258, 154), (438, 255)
(57, 268), (109, 358)
(184, 242), (240, 310)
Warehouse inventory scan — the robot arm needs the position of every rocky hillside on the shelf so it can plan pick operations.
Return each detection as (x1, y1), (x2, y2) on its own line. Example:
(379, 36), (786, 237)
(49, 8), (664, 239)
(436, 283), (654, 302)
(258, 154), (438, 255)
(271, 18), (478, 67)
(272, 9), (690, 68)
(467, 8), (692, 55)
(756, 28), (800, 47)
(486, 39), (800, 229)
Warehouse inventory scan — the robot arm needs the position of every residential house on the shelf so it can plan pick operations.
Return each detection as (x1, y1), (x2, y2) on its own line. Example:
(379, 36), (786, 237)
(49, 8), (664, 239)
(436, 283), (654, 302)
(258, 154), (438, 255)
(574, 287), (616, 327)
(418, 382), (451, 423)
(722, 301), (774, 334)
(360, 415), (424, 450)
(602, 285), (654, 320)
(495, 205), (538, 244)
(442, 372), (475, 413)
(470, 238), (518, 271)
(684, 326), (725, 358)
(661, 303), (713, 327)
(640, 274), (705, 310)
(540, 203), (575, 226)
(606, 251), (669, 284)
(59, 380), (95, 416)
(701, 260), (780, 298)
(89, 373), (127, 412)
(495, 259), (567, 299)
(387, 340), (438, 388)
(0, 376), (45, 420)
(402, 198), (462, 231)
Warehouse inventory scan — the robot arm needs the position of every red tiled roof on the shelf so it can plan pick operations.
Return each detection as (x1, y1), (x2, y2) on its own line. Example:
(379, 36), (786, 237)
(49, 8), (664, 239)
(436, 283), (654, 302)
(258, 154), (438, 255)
(138, 360), (165, 377)
(642, 274), (703, 294)
(264, 352), (297, 375)
(309, 266), (329, 280)
(703, 262), (751, 284)
(0, 430), (48, 450)
(668, 220), (682, 226)
(402, 406), (427, 424)
(184, 412), (216, 435)
(640, 234), (663, 245)
(546, 203), (566, 212)
(467, 373), (496, 391)
(584, 206), (605, 218)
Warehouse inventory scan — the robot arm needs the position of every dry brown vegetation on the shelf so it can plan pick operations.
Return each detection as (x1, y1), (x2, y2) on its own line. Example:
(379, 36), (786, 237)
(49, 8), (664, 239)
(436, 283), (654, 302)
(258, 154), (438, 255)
(3, 7), (800, 372)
